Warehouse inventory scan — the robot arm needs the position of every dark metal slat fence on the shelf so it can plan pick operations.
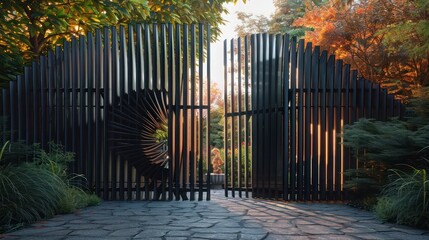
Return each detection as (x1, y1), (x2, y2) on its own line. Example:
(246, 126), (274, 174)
(0, 23), (211, 201)
(224, 34), (403, 200)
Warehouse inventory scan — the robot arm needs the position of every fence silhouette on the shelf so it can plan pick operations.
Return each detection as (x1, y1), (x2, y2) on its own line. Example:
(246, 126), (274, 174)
(224, 34), (404, 200)
(0, 23), (212, 201)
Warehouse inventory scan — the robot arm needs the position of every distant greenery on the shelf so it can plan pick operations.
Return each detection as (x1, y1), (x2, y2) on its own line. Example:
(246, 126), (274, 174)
(219, 145), (252, 184)
(154, 123), (168, 143)
(0, 140), (100, 234)
(210, 107), (224, 149)
(235, 0), (316, 38)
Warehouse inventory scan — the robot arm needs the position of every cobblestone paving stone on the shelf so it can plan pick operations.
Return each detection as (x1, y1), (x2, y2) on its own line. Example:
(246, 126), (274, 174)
(2, 191), (428, 239)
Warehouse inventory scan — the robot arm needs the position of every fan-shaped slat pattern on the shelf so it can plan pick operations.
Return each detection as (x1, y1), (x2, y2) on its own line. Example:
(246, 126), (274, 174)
(109, 89), (168, 180)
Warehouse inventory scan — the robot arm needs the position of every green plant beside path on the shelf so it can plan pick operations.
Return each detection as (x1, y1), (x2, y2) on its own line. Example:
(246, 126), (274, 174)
(0, 163), (67, 229)
(342, 88), (429, 229)
(0, 141), (100, 234)
(376, 166), (429, 228)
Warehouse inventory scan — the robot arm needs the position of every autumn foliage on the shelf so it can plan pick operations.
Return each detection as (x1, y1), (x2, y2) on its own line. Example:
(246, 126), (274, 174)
(236, 0), (428, 99)
(293, 0), (429, 99)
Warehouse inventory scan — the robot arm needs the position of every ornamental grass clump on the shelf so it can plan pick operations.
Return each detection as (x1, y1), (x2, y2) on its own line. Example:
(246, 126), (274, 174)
(0, 141), (68, 231)
(375, 166), (429, 228)
(0, 140), (100, 233)
(0, 163), (67, 227)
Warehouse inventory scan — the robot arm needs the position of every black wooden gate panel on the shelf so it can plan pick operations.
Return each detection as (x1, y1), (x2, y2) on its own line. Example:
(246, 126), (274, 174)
(224, 34), (404, 200)
(0, 23), (212, 201)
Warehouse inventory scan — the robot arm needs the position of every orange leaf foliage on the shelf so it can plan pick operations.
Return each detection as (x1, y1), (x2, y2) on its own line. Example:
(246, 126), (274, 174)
(293, 0), (428, 99)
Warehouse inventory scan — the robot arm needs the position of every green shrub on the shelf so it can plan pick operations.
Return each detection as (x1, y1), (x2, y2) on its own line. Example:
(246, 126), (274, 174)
(85, 193), (101, 207)
(34, 142), (75, 181)
(0, 141), (39, 166)
(57, 187), (100, 214)
(343, 118), (429, 164)
(34, 142), (100, 214)
(375, 167), (429, 228)
(407, 87), (429, 127)
(344, 119), (416, 200)
(342, 88), (429, 214)
(342, 118), (429, 200)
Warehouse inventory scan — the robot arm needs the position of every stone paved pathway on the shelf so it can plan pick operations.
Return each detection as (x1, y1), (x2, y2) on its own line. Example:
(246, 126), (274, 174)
(2, 191), (428, 239)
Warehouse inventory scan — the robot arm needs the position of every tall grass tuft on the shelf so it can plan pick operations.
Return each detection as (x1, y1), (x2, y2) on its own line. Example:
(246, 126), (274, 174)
(375, 166), (429, 228)
(0, 163), (67, 227)
(0, 141), (100, 233)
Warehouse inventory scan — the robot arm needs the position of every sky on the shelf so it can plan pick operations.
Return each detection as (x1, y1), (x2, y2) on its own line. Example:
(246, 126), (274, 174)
(210, 0), (275, 88)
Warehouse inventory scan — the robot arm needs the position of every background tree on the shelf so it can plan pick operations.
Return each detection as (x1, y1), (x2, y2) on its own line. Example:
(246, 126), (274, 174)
(293, 0), (429, 99)
(269, 0), (317, 37)
(235, 0), (321, 38)
(210, 83), (224, 149)
(210, 108), (224, 149)
(0, 0), (149, 84)
(235, 0), (428, 99)
(0, 0), (245, 85)
(378, 0), (429, 89)
(235, 12), (271, 37)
